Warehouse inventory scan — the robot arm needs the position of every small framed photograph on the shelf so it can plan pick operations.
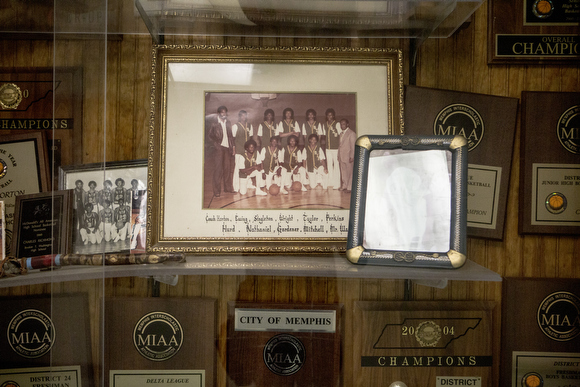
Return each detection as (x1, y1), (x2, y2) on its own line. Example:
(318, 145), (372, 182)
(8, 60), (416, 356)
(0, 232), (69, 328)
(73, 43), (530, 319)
(58, 159), (147, 254)
(11, 190), (74, 258)
(0, 131), (51, 255)
(149, 45), (403, 254)
(346, 135), (468, 269)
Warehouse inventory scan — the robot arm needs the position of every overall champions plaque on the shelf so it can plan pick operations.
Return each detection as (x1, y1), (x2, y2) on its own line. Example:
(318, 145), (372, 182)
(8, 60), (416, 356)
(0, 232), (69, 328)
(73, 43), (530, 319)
(489, 0), (580, 64)
(500, 278), (580, 387)
(404, 86), (518, 240)
(353, 301), (494, 387)
(519, 92), (580, 235)
(227, 302), (341, 387)
(105, 297), (216, 387)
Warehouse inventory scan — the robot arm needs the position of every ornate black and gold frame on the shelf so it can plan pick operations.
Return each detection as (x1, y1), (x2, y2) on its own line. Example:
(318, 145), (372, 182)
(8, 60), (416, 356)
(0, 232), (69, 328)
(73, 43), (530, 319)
(346, 135), (468, 269)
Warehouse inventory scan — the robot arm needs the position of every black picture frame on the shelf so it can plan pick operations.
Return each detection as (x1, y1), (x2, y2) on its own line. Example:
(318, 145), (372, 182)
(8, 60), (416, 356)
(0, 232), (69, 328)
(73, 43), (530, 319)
(346, 135), (468, 269)
(11, 190), (74, 259)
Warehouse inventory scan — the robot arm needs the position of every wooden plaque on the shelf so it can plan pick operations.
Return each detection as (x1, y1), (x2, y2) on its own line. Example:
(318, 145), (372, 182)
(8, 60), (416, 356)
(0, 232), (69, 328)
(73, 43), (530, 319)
(519, 91), (580, 235)
(488, 0), (580, 64)
(227, 302), (342, 387)
(499, 278), (580, 387)
(404, 85), (518, 240)
(0, 131), (51, 255)
(104, 297), (216, 387)
(353, 301), (494, 387)
(0, 293), (93, 387)
(11, 190), (74, 258)
(0, 67), (83, 188)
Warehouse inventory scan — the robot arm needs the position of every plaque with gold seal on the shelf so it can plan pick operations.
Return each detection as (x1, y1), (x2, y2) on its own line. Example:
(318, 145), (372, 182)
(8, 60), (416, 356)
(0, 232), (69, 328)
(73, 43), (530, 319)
(500, 278), (580, 387)
(519, 91), (580, 235)
(0, 67), (83, 189)
(353, 301), (494, 387)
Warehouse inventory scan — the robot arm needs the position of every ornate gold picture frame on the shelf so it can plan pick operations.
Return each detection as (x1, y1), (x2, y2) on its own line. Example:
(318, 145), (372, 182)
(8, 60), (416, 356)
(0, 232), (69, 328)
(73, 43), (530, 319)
(148, 45), (403, 254)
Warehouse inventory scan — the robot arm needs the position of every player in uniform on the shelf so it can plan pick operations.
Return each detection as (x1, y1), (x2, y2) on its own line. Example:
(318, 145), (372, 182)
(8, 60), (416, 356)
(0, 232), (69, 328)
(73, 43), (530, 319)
(79, 203), (102, 245)
(98, 199), (115, 242)
(113, 178), (127, 209)
(277, 108), (301, 147)
(301, 109), (325, 150)
(324, 108), (342, 190)
(113, 197), (131, 242)
(257, 109), (277, 151)
(303, 134), (328, 190)
(239, 139), (267, 196)
(279, 134), (307, 192)
(259, 135), (287, 194)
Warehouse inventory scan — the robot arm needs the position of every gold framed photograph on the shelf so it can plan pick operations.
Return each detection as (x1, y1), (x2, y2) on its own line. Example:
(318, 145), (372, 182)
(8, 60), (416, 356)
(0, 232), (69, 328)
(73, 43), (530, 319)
(148, 45), (403, 254)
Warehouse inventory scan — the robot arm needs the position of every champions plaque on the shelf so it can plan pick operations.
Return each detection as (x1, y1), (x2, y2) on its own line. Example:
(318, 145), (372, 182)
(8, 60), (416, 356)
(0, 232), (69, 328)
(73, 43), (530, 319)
(353, 301), (494, 387)
(500, 278), (580, 387)
(488, 0), (580, 64)
(104, 297), (216, 387)
(519, 92), (580, 235)
(0, 294), (93, 387)
(404, 86), (518, 240)
(227, 302), (342, 387)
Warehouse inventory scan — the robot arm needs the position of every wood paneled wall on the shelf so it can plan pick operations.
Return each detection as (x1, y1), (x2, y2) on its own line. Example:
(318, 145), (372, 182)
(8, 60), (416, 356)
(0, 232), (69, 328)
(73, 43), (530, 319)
(0, 0), (578, 386)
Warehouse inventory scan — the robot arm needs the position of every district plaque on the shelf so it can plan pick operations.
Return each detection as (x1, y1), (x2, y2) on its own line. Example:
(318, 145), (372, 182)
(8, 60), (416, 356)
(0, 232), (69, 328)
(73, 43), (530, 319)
(404, 85), (518, 240)
(353, 301), (494, 387)
(227, 302), (341, 387)
(500, 278), (580, 387)
(0, 294), (93, 387)
(489, 0), (580, 64)
(519, 91), (580, 235)
(0, 366), (82, 387)
(104, 297), (216, 387)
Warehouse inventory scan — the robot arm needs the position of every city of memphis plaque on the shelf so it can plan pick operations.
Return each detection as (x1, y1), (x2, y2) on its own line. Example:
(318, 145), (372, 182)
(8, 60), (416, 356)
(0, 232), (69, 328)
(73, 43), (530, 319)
(105, 297), (216, 387)
(519, 91), (580, 235)
(500, 278), (580, 387)
(353, 301), (494, 387)
(227, 302), (341, 387)
(404, 85), (518, 240)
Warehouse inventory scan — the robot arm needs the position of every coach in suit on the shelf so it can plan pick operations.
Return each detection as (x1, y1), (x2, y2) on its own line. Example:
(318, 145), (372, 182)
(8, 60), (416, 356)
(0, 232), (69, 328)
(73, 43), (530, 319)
(337, 118), (357, 192)
(208, 105), (235, 197)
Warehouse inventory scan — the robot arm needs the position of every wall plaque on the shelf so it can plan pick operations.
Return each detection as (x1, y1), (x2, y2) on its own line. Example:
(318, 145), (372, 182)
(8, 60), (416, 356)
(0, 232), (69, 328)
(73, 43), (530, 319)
(227, 302), (341, 387)
(11, 190), (73, 258)
(353, 301), (494, 387)
(0, 67), (83, 188)
(0, 366), (82, 387)
(404, 86), (518, 240)
(0, 132), (50, 255)
(519, 91), (580, 235)
(0, 294), (93, 387)
(500, 278), (580, 387)
(488, 0), (580, 64)
(104, 297), (216, 387)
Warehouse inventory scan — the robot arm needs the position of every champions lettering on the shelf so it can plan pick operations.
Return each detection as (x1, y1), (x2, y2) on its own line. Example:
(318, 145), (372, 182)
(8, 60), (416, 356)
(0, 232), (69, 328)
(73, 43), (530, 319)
(361, 356), (492, 367)
(0, 119), (71, 129)
(512, 38), (580, 56)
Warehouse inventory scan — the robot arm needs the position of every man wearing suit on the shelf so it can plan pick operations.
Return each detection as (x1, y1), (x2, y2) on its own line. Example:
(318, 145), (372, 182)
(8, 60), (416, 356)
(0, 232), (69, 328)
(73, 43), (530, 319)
(338, 118), (357, 192)
(208, 105), (235, 197)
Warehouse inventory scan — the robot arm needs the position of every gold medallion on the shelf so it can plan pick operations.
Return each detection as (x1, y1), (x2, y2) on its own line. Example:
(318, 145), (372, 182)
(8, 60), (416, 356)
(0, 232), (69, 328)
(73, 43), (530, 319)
(0, 83), (23, 109)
